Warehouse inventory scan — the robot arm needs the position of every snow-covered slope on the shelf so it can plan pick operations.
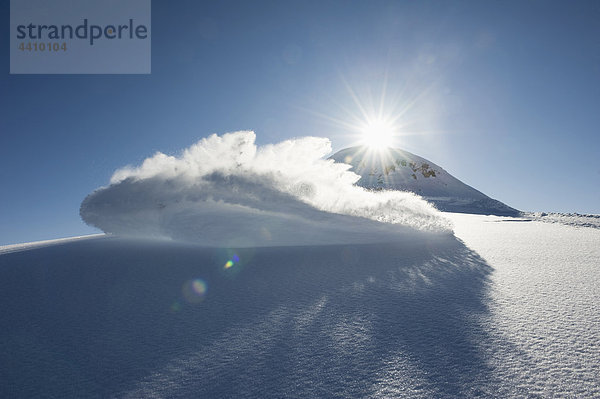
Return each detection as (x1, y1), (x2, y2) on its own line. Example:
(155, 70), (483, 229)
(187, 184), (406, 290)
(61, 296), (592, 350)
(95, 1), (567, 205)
(0, 234), (103, 255)
(330, 146), (519, 216)
(1, 216), (599, 398)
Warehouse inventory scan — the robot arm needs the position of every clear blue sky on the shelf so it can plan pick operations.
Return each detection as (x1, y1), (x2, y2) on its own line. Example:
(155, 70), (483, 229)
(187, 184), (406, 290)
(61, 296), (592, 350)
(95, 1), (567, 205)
(1, 0), (599, 245)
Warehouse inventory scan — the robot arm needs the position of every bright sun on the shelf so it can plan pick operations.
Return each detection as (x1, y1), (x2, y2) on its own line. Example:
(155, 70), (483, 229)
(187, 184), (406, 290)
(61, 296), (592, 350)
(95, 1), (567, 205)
(361, 119), (394, 149)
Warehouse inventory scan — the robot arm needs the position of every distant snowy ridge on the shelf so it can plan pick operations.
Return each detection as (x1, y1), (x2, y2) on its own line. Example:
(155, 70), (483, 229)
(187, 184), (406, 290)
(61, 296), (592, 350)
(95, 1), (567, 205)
(81, 132), (451, 246)
(523, 212), (600, 229)
(330, 146), (519, 217)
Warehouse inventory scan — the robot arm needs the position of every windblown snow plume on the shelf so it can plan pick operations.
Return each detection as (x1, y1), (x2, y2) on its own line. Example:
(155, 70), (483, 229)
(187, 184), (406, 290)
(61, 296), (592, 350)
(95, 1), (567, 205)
(81, 131), (450, 246)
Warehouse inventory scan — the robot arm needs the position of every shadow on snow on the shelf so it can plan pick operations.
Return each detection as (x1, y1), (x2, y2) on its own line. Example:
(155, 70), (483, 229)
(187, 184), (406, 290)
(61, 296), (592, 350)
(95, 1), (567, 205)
(0, 234), (495, 398)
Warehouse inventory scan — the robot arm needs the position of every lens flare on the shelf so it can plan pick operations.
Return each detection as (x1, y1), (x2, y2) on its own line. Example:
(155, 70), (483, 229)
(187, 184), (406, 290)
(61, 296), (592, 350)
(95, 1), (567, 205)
(224, 254), (240, 269)
(192, 279), (207, 295)
(182, 278), (208, 303)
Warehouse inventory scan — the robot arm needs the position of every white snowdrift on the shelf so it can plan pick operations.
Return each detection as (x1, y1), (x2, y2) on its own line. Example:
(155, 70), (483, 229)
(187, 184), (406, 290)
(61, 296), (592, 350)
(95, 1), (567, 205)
(81, 132), (450, 246)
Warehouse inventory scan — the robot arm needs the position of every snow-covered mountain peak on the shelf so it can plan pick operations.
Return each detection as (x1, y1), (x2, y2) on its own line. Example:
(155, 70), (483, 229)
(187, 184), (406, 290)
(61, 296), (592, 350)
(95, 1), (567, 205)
(330, 146), (520, 216)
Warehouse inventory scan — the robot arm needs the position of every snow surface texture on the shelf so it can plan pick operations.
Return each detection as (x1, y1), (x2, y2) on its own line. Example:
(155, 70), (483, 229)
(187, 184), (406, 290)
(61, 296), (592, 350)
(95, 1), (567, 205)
(1, 216), (598, 398)
(330, 146), (519, 216)
(81, 132), (450, 246)
(448, 213), (600, 397)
